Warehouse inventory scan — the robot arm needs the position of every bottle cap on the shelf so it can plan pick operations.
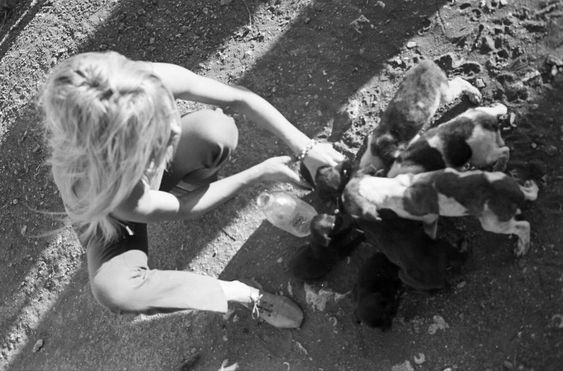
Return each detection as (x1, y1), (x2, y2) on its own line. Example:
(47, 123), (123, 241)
(256, 192), (272, 208)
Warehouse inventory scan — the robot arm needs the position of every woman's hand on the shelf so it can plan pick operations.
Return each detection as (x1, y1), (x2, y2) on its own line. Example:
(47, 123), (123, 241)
(257, 156), (310, 188)
(301, 141), (345, 183)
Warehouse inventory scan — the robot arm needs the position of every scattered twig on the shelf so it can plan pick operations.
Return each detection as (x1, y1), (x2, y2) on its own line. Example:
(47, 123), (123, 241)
(534, 1), (561, 17)
(436, 0), (450, 39)
(220, 227), (236, 241)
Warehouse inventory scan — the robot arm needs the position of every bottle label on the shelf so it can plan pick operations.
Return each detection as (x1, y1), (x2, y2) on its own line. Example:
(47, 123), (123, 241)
(291, 214), (308, 233)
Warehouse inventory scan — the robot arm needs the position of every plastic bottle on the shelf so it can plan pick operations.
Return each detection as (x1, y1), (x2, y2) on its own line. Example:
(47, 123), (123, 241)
(256, 191), (318, 237)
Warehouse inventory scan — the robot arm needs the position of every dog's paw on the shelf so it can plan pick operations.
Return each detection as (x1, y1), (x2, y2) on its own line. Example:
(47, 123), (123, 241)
(513, 239), (530, 257)
(466, 89), (483, 105)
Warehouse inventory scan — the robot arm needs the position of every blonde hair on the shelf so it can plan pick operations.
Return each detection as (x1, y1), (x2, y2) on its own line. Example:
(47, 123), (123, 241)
(41, 51), (179, 249)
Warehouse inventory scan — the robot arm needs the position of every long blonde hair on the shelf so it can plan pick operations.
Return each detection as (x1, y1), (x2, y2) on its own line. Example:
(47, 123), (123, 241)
(41, 51), (179, 249)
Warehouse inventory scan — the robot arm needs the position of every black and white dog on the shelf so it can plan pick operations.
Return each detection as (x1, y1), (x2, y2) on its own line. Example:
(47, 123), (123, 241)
(342, 168), (539, 256)
(387, 103), (510, 177)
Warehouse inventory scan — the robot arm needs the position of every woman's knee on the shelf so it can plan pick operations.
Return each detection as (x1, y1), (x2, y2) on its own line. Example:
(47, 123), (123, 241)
(90, 265), (148, 313)
(180, 109), (239, 154)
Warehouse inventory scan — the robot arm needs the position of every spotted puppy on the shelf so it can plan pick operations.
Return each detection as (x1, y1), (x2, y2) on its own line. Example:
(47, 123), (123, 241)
(387, 103), (510, 177)
(354, 252), (403, 330)
(359, 60), (482, 173)
(342, 169), (539, 256)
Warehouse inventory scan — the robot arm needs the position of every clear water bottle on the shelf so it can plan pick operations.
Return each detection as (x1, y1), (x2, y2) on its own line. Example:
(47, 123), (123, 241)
(257, 191), (318, 237)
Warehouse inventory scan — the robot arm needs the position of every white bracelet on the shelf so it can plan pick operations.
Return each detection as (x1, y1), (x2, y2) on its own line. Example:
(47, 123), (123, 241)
(297, 139), (319, 162)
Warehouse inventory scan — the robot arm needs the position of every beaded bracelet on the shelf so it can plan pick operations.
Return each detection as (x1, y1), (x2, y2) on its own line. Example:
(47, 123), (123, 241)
(297, 139), (319, 162)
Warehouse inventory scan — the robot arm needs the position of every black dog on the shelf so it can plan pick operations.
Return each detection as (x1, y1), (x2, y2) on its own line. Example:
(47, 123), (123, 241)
(354, 252), (403, 330)
(288, 212), (365, 282)
(357, 209), (469, 291)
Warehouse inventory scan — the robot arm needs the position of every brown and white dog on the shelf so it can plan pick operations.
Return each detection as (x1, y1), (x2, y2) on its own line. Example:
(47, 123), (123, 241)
(387, 103), (510, 177)
(359, 60), (482, 173)
(341, 168), (539, 256)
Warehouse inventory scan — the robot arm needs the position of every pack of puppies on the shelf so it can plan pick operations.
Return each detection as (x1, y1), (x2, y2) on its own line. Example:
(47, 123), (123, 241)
(289, 59), (538, 330)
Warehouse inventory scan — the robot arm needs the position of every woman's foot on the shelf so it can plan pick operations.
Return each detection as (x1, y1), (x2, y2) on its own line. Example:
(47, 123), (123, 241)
(247, 290), (304, 329)
(220, 279), (304, 329)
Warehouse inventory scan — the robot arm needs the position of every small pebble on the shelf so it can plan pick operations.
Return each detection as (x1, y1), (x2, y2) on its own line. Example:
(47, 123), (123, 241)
(413, 353), (426, 365)
(550, 314), (563, 328)
(32, 339), (44, 353)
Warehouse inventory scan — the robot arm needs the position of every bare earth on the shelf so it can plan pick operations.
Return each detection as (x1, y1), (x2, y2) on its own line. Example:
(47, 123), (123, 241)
(0, 0), (562, 370)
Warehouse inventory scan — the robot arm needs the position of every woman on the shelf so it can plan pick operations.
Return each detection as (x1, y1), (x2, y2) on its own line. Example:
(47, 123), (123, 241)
(41, 51), (343, 328)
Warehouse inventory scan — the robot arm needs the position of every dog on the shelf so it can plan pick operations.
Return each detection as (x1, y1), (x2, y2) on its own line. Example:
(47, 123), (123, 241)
(314, 159), (354, 203)
(387, 103), (511, 177)
(342, 168), (539, 256)
(359, 60), (482, 174)
(354, 252), (403, 330)
(357, 209), (469, 291)
(288, 213), (365, 282)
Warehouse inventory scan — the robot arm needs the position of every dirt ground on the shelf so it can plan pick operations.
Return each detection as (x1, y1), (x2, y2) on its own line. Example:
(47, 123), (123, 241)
(0, 0), (562, 370)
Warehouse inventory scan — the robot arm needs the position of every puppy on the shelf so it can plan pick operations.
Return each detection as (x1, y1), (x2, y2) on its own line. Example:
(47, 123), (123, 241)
(342, 168), (539, 256)
(314, 159), (355, 203)
(358, 209), (469, 291)
(314, 160), (354, 202)
(359, 60), (482, 173)
(288, 213), (365, 282)
(387, 103), (510, 177)
(354, 252), (403, 330)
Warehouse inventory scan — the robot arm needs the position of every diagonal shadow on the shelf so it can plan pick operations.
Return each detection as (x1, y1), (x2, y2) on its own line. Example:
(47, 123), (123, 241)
(0, 0), (47, 59)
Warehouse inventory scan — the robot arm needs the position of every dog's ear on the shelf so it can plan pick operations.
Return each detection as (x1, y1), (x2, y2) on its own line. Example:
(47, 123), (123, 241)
(423, 218), (439, 239)
(373, 134), (398, 166)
